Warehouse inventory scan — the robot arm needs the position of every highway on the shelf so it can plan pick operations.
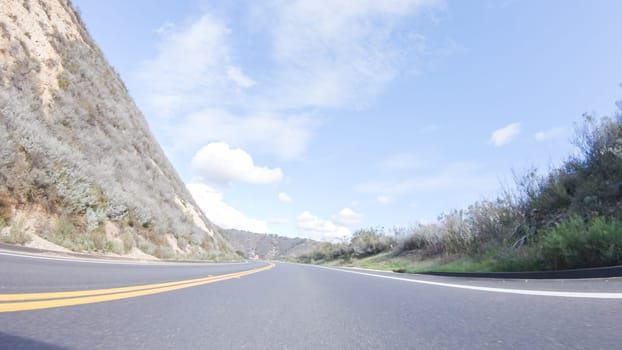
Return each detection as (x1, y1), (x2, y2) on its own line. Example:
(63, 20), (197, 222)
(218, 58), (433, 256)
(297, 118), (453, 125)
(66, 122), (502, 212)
(0, 252), (621, 349)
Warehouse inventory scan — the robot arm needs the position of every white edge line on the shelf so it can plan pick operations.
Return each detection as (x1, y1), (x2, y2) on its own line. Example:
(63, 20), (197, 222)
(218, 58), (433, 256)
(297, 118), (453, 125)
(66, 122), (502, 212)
(0, 251), (248, 266)
(294, 263), (622, 299)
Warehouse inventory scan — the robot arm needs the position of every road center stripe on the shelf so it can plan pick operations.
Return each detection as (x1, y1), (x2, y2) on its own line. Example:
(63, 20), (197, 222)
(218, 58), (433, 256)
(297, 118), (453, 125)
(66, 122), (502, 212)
(0, 263), (274, 313)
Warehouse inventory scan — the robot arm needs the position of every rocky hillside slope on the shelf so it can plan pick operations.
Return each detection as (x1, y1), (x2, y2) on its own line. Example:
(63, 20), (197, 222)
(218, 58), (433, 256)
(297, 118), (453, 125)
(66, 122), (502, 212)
(0, 0), (235, 260)
(222, 229), (322, 260)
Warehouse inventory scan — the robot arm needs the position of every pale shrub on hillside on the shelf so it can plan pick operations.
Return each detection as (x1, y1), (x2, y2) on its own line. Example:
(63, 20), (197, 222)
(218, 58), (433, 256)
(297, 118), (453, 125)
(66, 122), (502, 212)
(394, 199), (523, 256)
(120, 231), (137, 253)
(42, 217), (112, 252)
(350, 228), (395, 258)
(0, 220), (31, 245)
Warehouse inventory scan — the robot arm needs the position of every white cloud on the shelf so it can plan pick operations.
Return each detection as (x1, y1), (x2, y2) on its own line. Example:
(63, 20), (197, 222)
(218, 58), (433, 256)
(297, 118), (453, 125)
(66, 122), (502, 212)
(376, 195), (393, 205)
(332, 208), (362, 227)
(138, 13), (236, 116)
(187, 183), (269, 233)
(296, 211), (351, 241)
(534, 126), (570, 142)
(254, 0), (445, 109)
(139, 1), (443, 161)
(226, 66), (256, 88)
(141, 12), (283, 176)
(137, 1), (444, 113)
(490, 123), (521, 147)
(278, 192), (292, 203)
(155, 21), (175, 35)
(191, 142), (283, 186)
(169, 109), (317, 161)
(134, 2), (452, 237)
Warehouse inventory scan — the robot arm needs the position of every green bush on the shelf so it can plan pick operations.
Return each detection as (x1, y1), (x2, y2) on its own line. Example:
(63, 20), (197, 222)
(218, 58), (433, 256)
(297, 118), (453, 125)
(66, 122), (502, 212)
(515, 114), (622, 231)
(492, 216), (622, 271)
(492, 246), (542, 272)
(538, 216), (622, 270)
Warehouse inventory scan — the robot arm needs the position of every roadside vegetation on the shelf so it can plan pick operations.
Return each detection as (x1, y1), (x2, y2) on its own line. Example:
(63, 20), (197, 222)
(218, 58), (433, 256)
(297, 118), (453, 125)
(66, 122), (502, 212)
(299, 102), (622, 272)
(0, 219), (31, 245)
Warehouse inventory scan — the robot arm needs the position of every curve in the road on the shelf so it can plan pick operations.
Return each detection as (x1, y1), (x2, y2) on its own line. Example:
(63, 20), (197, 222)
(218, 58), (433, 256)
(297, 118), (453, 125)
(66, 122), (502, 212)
(0, 262), (274, 313)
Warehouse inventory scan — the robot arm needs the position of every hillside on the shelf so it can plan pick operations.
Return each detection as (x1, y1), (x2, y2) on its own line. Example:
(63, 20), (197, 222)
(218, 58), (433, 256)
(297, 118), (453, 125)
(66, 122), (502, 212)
(221, 229), (322, 260)
(0, 0), (235, 260)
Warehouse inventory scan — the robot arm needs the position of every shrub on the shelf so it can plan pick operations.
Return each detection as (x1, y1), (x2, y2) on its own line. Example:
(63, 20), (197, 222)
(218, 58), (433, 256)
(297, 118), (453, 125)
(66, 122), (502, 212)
(392, 198), (524, 258)
(0, 198), (11, 223)
(0, 220), (31, 245)
(154, 246), (175, 259)
(327, 242), (354, 260)
(491, 246), (542, 272)
(538, 216), (622, 270)
(395, 223), (443, 255)
(297, 242), (353, 263)
(89, 229), (108, 251)
(492, 216), (622, 271)
(137, 236), (157, 256)
(513, 113), (622, 231)
(57, 73), (69, 90)
(143, 229), (168, 247)
(120, 231), (136, 253)
(110, 240), (124, 255)
(44, 217), (77, 248)
(177, 236), (189, 250)
(437, 210), (473, 254)
(43, 217), (113, 252)
(86, 207), (105, 232)
(350, 228), (395, 258)
(467, 198), (524, 245)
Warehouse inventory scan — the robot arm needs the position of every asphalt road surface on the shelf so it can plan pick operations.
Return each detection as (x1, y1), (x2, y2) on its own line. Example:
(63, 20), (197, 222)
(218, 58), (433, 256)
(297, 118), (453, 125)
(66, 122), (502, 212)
(1, 251), (621, 349)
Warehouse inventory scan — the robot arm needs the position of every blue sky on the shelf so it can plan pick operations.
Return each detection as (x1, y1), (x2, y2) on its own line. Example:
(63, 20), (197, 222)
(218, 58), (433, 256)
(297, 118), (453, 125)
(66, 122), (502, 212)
(73, 0), (622, 240)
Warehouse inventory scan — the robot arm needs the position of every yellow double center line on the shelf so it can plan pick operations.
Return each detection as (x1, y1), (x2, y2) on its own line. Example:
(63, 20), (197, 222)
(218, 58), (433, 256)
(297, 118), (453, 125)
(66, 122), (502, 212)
(0, 263), (275, 313)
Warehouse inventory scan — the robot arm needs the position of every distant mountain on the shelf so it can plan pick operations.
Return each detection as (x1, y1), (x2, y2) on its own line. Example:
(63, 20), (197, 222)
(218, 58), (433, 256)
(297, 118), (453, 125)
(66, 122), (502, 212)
(221, 229), (322, 260)
(0, 0), (235, 260)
